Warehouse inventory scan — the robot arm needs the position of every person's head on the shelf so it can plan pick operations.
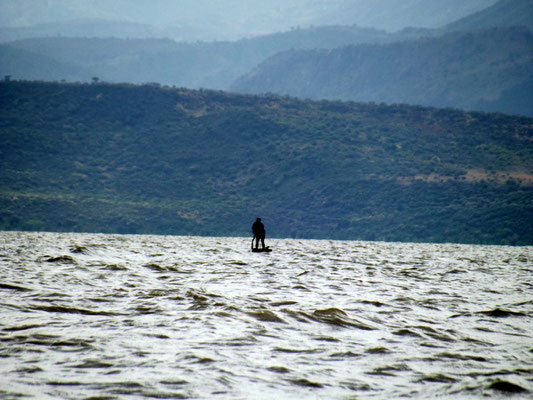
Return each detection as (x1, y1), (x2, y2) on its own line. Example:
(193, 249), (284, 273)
(256, 217), (261, 222)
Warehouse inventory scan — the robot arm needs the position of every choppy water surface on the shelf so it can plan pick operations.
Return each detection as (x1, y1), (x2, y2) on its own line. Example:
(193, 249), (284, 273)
(0, 231), (532, 399)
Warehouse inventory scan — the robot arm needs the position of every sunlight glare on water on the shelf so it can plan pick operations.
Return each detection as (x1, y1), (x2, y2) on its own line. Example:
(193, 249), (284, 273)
(0, 231), (532, 399)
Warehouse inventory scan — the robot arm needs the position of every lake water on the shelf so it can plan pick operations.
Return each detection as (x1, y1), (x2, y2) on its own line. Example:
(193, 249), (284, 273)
(0, 231), (531, 399)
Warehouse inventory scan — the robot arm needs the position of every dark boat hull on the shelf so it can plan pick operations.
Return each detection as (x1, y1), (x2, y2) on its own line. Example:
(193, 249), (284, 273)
(252, 247), (272, 253)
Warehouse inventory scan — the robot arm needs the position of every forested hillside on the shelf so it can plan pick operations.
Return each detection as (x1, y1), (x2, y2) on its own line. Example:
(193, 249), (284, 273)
(1, 81), (532, 244)
(232, 27), (533, 117)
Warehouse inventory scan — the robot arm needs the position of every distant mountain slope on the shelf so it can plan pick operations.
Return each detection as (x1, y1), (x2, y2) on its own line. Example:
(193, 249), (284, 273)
(4, 25), (404, 88)
(0, 0), (496, 41)
(0, 0), (340, 41)
(0, 44), (94, 81)
(311, 0), (497, 32)
(1, 81), (532, 244)
(232, 27), (533, 117)
(443, 0), (533, 32)
(0, 19), (158, 43)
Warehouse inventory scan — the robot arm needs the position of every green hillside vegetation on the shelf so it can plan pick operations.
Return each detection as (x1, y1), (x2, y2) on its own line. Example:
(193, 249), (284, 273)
(1, 81), (532, 244)
(232, 27), (533, 117)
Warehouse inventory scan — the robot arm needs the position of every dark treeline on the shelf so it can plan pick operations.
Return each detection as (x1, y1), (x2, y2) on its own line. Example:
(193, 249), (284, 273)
(1, 80), (532, 244)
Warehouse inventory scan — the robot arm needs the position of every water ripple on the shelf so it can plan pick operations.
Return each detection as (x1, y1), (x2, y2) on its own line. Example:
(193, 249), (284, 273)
(0, 231), (531, 399)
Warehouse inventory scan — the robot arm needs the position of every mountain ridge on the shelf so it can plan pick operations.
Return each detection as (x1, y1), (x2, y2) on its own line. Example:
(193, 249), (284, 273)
(311, 0), (497, 32)
(0, 0), (497, 41)
(443, 0), (533, 32)
(1, 25), (403, 89)
(232, 27), (533, 117)
(2, 0), (530, 117)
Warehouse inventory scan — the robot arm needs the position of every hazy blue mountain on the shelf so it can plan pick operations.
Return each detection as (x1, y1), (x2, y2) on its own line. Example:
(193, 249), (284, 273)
(310, 0), (497, 32)
(2, 0), (529, 115)
(232, 27), (533, 117)
(0, 0), (342, 41)
(0, 0), (306, 27)
(0, 44), (94, 81)
(4, 25), (405, 88)
(0, 0), (497, 42)
(0, 19), (159, 43)
(443, 0), (533, 32)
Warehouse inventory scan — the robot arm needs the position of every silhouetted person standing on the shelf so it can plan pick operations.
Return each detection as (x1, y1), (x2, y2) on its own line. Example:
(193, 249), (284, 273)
(252, 218), (266, 249)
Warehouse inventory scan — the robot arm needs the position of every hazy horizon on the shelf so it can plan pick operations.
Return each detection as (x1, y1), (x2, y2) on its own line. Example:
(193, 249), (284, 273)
(0, 0), (498, 41)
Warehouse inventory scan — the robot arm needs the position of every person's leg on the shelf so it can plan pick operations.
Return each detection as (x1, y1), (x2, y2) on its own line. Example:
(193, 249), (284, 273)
(261, 237), (265, 249)
(254, 237), (259, 249)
